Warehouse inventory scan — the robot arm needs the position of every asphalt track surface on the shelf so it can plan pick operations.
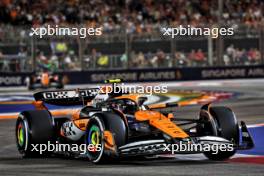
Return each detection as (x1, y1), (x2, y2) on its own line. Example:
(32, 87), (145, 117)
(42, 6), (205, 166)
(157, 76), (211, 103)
(0, 79), (264, 176)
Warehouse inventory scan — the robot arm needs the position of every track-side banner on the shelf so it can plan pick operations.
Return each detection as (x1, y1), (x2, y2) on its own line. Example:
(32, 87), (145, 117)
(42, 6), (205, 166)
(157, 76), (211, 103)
(1, 65), (264, 86)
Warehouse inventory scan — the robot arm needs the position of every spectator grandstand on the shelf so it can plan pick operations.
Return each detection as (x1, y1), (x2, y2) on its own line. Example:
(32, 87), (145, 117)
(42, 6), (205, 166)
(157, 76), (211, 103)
(0, 0), (263, 29)
(0, 0), (263, 72)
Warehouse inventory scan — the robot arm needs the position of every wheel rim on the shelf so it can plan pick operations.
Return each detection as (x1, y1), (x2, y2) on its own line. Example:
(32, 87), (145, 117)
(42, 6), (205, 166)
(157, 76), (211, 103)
(87, 123), (103, 161)
(85, 116), (106, 163)
(16, 116), (29, 153)
(88, 125), (100, 145)
(17, 123), (25, 147)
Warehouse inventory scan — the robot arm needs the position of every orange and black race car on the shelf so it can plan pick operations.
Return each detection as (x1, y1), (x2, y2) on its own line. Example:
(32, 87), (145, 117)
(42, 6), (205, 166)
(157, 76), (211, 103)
(26, 71), (64, 90)
(15, 79), (254, 163)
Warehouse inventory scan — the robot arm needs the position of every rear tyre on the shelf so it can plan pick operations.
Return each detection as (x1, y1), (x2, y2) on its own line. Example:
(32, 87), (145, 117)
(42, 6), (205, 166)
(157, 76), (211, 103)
(202, 106), (239, 160)
(85, 112), (126, 163)
(56, 83), (64, 89)
(16, 110), (55, 157)
(56, 75), (64, 89)
(26, 76), (35, 90)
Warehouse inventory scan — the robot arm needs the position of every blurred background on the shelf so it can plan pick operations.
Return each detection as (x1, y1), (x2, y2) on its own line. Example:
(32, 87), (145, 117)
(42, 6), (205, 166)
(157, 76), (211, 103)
(0, 0), (263, 82)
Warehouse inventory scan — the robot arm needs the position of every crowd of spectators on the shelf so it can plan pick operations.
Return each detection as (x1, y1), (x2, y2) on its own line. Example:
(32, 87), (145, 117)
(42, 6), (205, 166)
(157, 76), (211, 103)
(36, 50), (80, 72)
(130, 49), (207, 68)
(0, 46), (262, 72)
(224, 45), (261, 65)
(0, 0), (263, 72)
(129, 47), (261, 68)
(0, 0), (263, 33)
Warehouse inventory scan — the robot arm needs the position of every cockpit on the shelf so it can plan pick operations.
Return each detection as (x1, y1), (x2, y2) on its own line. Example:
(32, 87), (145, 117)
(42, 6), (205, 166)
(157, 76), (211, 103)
(109, 99), (139, 114)
(108, 96), (148, 115)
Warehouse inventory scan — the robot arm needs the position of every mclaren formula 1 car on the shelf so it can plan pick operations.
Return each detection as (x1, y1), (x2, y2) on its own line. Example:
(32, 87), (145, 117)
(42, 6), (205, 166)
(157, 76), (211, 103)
(26, 71), (64, 90)
(16, 79), (254, 163)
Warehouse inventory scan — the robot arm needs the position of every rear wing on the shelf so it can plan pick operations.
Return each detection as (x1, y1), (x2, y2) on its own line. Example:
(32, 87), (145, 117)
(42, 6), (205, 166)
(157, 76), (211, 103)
(33, 88), (99, 106)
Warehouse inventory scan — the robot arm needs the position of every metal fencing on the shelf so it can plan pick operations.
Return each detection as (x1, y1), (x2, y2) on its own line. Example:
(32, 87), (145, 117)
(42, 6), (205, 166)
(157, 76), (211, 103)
(0, 24), (263, 72)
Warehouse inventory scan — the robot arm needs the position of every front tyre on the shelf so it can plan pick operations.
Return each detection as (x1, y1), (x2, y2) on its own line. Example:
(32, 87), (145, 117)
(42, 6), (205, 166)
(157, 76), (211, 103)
(203, 106), (239, 160)
(85, 112), (127, 163)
